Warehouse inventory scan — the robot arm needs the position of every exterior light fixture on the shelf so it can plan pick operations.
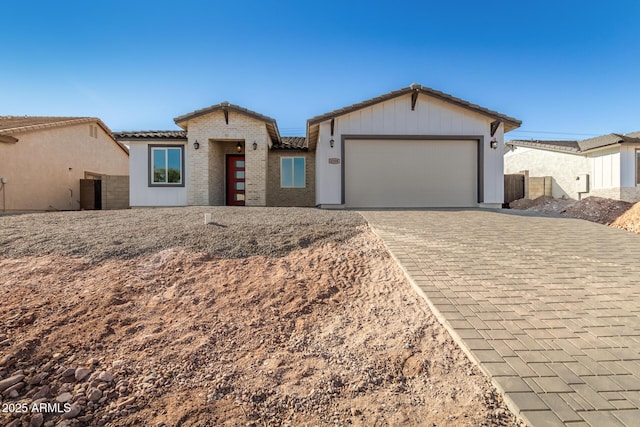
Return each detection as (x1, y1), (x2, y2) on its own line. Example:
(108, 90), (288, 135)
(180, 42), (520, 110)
(236, 142), (243, 152)
(490, 139), (498, 149)
(194, 140), (200, 150)
(330, 139), (335, 148)
(252, 142), (257, 150)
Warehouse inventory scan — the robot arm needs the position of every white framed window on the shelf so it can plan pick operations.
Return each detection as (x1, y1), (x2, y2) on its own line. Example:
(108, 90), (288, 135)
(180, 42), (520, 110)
(280, 157), (305, 188)
(149, 145), (184, 186)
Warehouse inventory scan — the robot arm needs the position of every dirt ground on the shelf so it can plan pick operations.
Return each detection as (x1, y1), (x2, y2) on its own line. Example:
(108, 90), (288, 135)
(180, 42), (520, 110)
(510, 196), (639, 231)
(0, 208), (521, 427)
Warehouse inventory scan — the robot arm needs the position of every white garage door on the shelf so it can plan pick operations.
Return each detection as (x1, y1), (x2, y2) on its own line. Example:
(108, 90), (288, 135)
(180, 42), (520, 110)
(344, 139), (478, 208)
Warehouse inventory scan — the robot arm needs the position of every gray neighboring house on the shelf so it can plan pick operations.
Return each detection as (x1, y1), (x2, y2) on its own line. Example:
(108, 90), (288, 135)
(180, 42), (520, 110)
(504, 132), (640, 202)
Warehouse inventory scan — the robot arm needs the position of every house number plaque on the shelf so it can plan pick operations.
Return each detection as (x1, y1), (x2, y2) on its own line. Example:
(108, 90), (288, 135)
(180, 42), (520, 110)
(328, 158), (341, 164)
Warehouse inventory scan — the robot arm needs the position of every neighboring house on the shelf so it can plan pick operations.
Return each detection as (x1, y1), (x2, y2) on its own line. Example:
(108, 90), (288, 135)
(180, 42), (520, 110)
(505, 133), (640, 202)
(116, 84), (521, 209)
(0, 116), (129, 211)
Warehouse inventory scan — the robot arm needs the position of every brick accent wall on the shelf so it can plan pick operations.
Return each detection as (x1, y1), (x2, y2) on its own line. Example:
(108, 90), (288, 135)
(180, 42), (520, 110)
(266, 150), (316, 207)
(101, 175), (129, 209)
(185, 111), (270, 206)
(209, 142), (244, 205)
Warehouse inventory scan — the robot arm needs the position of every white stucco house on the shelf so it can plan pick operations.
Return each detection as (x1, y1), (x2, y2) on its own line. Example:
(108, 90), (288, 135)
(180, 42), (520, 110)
(116, 84), (521, 209)
(504, 133), (640, 202)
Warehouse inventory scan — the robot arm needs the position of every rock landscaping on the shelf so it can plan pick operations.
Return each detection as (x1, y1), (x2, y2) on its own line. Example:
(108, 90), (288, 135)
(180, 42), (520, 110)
(510, 196), (639, 231)
(0, 207), (521, 426)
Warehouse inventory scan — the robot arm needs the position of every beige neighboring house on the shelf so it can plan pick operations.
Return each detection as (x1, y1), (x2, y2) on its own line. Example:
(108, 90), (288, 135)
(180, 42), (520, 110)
(117, 84), (521, 208)
(505, 132), (640, 202)
(0, 116), (129, 212)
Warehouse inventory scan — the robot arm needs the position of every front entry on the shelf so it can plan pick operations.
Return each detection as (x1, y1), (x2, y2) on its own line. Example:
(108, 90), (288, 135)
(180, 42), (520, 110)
(226, 155), (245, 206)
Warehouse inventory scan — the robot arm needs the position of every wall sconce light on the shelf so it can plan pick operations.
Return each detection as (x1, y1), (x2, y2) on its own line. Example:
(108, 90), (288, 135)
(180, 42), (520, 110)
(252, 142), (257, 150)
(194, 140), (200, 150)
(236, 142), (243, 152)
(490, 139), (498, 150)
(330, 139), (335, 148)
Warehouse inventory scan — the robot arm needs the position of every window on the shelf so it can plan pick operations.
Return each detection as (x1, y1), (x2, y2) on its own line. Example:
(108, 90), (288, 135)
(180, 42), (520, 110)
(149, 145), (184, 186)
(637, 150), (640, 185)
(281, 157), (305, 188)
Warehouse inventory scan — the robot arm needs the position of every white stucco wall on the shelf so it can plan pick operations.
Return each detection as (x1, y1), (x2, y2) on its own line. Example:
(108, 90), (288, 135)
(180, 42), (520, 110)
(504, 147), (591, 200)
(128, 141), (187, 207)
(315, 93), (508, 206)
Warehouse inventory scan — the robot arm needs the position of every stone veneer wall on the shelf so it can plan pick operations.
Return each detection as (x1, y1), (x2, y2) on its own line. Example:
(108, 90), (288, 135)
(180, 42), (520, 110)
(266, 150), (316, 207)
(185, 111), (270, 206)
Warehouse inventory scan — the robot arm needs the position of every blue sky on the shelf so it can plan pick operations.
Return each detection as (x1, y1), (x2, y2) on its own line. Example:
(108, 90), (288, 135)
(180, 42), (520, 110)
(2, 1), (639, 139)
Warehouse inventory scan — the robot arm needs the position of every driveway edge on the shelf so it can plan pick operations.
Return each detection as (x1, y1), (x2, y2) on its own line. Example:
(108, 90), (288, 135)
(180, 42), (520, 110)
(363, 218), (530, 427)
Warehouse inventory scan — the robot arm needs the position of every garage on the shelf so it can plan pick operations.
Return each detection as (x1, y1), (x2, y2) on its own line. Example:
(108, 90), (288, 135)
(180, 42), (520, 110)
(308, 84), (522, 208)
(344, 138), (478, 208)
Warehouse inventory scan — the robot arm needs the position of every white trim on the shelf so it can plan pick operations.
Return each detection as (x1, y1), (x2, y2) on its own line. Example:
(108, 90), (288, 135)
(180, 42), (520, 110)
(151, 146), (183, 185)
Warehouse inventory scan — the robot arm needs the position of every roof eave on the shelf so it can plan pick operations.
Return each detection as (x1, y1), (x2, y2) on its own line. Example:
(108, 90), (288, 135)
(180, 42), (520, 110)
(307, 85), (521, 131)
(506, 141), (581, 155)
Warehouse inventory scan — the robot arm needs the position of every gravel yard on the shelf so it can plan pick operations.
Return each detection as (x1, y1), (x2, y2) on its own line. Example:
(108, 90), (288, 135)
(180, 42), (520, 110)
(0, 207), (364, 261)
(0, 207), (520, 426)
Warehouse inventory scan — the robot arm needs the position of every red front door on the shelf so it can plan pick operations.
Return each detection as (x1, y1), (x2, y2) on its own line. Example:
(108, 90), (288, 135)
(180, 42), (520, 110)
(226, 155), (245, 206)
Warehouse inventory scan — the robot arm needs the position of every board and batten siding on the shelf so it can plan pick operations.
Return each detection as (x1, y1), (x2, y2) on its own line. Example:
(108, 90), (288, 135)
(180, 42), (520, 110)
(590, 148), (621, 190)
(129, 141), (188, 207)
(315, 93), (505, 206)
(620, 144), (640, 187)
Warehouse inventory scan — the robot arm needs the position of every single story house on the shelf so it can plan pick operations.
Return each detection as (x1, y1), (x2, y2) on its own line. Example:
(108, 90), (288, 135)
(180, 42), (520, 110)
(504, 132), (640, 202)
(0, 116), (129, 211)
(116, 84), (521, 209)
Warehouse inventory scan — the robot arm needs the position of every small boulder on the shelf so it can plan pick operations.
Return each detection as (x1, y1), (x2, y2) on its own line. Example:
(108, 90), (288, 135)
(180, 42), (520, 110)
(30, 412), (44, 427)
(0, 374), (25, 392)
(62, 404), (81, 419)
(97, 371), (113, 382)
(75, 367), (91, 381)
(56, 392), (73, 403)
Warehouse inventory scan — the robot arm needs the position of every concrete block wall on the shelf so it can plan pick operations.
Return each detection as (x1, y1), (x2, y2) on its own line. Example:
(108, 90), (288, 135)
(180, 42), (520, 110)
(101, 175), (129, 209)
(528, 176), (552, 199)
(267, 150), (316, 206)
(185, 111), (270, 206)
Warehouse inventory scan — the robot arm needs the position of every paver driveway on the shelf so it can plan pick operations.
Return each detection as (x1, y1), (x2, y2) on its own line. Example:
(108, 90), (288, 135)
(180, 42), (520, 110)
(362, 209), (640, 427)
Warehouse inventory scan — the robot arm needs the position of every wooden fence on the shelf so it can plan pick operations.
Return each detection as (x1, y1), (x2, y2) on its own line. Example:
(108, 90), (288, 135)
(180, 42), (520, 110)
(504, 174), (525, 204)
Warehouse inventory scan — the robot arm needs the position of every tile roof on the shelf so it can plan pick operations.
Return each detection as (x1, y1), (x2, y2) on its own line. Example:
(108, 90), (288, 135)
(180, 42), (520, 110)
(174, 101), (281, 144)
(577, 133), (634, 152)
(626, 131), (640, 138)
(0, 116), (97, 133)
(272, 136), (307, 150)
(0, 116), (128, 154)
(507, 133), (640, 154)
(506, 139), (581, 153)
(113, 130), (187, 140)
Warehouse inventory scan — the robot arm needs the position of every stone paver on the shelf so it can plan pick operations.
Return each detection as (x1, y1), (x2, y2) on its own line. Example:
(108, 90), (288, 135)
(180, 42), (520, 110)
(362, 209), (640, 427)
